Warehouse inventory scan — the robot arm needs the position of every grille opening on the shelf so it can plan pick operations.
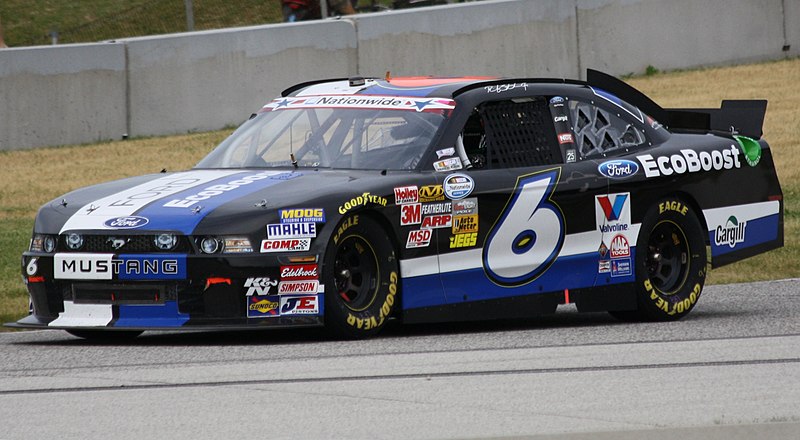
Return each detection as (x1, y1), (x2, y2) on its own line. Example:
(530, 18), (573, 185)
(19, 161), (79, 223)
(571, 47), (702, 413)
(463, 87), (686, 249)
(73, 284), (166, 305)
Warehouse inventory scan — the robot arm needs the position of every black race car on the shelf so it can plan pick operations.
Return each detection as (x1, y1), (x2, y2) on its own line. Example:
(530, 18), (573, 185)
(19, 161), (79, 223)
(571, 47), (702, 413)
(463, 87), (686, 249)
(9, 70), (783, 339)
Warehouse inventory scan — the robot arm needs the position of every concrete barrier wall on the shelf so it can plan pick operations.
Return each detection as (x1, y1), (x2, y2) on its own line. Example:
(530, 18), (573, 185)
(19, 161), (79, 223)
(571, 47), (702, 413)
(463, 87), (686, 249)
(122, 20), (358, 137)
(0, 0), (797, 150)
(355, 0), (578, 78)
(576, 0), (789, 76)
(0, 43), (127, 150)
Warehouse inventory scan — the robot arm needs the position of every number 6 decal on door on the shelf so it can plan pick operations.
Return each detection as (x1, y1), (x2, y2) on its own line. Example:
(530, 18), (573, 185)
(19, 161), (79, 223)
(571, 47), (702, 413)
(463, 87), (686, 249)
(483, 169), (565, 286)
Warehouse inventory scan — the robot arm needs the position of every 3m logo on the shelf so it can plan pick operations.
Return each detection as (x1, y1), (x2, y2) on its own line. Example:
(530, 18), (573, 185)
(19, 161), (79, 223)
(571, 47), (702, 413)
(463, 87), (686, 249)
(419, 185), (444, 202)
(597, 194), (628, 221)
(400, 203), (422, 226)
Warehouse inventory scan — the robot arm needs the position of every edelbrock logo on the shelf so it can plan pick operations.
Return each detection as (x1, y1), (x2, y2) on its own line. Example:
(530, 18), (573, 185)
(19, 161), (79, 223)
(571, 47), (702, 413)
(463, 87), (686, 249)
(598, 160), (639, 180)
(103, 216), (149, 229)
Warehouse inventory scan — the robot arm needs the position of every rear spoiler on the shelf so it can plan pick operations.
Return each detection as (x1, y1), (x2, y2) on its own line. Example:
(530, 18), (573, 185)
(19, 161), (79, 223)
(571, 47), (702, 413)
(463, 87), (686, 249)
(586, 69), (767, 139)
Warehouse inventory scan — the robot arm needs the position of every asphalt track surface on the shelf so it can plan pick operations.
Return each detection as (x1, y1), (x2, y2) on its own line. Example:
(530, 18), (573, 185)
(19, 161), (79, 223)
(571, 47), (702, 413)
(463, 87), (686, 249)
(1, 279), (799, 440)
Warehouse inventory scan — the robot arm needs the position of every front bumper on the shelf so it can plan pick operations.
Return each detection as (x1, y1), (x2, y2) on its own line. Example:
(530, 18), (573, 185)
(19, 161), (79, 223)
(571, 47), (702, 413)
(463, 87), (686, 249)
(12, 251), (325, 331)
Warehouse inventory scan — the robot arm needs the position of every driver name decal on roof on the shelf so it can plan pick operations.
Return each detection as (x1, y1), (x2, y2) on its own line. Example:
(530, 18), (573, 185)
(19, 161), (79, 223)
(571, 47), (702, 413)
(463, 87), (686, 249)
(263, 96), (456, 113)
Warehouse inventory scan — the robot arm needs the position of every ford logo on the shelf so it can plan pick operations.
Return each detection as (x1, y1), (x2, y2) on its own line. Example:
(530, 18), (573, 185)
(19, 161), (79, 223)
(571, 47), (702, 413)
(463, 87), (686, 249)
(598, 160), (639, 179)
(103, 216), (150, 229)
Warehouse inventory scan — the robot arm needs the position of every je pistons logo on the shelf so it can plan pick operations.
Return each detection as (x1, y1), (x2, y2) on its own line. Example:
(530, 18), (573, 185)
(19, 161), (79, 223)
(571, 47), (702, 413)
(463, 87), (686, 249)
(104, 216), (149, 229)
(715, 216), (746, 248)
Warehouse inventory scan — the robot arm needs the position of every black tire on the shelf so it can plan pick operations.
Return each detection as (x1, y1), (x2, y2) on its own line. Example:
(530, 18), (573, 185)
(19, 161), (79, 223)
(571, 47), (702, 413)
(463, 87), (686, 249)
(66, 330), (143, 341)
(323, 214), (399, 339)
(611, 197), (708, 321)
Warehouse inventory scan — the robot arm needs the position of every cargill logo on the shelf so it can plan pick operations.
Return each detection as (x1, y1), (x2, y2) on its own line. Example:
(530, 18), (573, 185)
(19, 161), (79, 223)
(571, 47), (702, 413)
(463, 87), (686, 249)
(597, 194), (628, 221)
(715, 216), (746, 248)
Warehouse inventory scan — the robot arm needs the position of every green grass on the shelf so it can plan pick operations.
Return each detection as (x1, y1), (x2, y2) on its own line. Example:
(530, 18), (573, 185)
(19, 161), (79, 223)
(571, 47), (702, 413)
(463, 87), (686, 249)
(0, 0), (283, 47)
(0, 218), (32, 326)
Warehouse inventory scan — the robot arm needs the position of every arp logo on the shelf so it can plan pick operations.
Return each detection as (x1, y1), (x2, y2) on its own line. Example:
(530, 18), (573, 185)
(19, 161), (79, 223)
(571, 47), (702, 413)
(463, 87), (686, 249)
(597, 194), (628, 221)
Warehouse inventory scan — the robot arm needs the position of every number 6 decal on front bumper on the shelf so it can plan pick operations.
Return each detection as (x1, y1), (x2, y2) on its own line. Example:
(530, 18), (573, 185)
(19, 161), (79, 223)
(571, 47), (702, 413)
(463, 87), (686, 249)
(483, 169), (565, 286)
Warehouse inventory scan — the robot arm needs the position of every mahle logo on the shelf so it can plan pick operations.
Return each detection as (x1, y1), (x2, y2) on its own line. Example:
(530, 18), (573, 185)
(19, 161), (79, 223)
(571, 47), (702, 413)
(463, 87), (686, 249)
(734, 135), (762, 167)
(715, 216), (746, 248)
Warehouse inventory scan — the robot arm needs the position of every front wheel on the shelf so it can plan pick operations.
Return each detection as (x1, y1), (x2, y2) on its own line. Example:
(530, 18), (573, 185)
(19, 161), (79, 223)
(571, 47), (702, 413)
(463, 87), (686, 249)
(612, 198), (708, 321)
(323, 214), (399, 339)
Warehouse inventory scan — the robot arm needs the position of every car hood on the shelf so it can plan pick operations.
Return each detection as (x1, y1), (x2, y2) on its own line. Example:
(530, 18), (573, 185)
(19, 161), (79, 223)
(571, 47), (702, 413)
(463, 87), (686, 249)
(35, 168), (390, 236)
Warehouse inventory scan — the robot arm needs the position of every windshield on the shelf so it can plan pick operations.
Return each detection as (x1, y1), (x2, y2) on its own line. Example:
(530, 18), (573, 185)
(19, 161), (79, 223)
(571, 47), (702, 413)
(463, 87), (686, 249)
(196, 95), (454, 170)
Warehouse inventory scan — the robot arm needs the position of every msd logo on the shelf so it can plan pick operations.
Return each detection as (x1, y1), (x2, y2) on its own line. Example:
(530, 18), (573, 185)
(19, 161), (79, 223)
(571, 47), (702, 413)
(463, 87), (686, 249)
(406, 229), (432, 248)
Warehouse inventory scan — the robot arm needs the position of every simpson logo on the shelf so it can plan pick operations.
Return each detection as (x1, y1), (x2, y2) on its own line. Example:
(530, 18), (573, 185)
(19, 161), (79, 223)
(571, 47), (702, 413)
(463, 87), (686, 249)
(279, 208), (325, 224)
(54, 254), (185, 280)
(278, 280), (319, 295)
(609, 234), (630, 258)
(596, 193), (631, 234)
(421, 214), (452, 229)
(163, 171), (275, 208)
(715, 216), (746, 248)
(266, 222), (317, 239)
(400, 203), (422, 226)
(248, 295), (280, 318)
(452, 198), (478, 216)
(406, 229), (432, 248)
(280, 264), (318, 280)
(260, 238), (311, 252)
(558, 133), (574, 144)
(280, 296), (320, 315)
(394, 186), (419, 205)
(419, 185), (445, 203)
(443, 173), (474, 200)
(103, 216), (149, 229)
(452, 214), (479, 234)
(637, 146), (742, 178)
(244, 277), (278, 296)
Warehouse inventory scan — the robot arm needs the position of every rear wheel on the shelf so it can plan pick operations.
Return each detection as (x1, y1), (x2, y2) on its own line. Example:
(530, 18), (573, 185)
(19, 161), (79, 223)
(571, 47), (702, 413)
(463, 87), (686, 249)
(611, 198), (707, 321)
(323, 215), (399, 339)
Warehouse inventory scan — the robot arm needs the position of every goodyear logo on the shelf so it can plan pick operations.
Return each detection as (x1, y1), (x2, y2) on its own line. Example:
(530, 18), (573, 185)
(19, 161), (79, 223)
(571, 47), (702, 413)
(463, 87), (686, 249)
(419, 185), (445, 202)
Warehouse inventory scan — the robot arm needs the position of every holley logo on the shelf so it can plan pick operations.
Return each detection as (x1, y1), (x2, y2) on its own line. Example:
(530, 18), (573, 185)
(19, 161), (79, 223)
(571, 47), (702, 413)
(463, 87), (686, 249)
(103, 216), (149, 229)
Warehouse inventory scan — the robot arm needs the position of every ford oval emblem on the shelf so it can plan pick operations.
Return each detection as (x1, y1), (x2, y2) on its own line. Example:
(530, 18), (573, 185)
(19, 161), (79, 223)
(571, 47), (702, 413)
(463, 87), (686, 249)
(598, 160), (639, 179)
(103, 216), (150, 229)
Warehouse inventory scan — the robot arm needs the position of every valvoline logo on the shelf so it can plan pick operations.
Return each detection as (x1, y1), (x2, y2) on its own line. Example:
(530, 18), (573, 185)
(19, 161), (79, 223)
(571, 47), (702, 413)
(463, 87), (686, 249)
(598, 160), (639, 179)
(103, 216), (149, 229)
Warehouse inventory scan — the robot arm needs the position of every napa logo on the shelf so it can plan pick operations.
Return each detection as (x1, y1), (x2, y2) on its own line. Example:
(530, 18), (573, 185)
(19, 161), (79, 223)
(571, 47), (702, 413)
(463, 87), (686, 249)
(715, 216), (746, 249)
(103, 216), (149, 229)
(598, 160), (639, 180)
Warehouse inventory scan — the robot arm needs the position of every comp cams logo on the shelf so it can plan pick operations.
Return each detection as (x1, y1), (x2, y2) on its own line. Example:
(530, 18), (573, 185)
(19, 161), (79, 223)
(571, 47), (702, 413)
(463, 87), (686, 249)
(637, 146), (741, 178)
